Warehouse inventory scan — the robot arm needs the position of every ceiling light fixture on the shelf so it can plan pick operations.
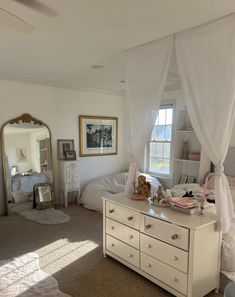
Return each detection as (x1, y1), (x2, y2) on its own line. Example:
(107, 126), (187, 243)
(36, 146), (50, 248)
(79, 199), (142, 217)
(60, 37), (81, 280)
(91, 65), (104, 70)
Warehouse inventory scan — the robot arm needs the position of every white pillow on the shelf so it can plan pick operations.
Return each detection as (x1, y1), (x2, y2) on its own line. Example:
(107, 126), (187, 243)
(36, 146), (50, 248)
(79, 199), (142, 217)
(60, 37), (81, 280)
(221, 224), (235, 272)
(171, 183), (203, 197)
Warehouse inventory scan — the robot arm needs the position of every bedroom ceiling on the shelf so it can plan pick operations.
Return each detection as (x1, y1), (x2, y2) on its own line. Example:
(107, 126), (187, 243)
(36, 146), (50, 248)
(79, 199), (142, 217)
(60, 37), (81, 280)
(0, 0), (235, 95)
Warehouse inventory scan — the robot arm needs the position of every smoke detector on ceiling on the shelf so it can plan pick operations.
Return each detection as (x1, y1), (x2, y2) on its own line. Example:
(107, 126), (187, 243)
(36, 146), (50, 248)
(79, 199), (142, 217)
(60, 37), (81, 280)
(91, 65), (104, 70)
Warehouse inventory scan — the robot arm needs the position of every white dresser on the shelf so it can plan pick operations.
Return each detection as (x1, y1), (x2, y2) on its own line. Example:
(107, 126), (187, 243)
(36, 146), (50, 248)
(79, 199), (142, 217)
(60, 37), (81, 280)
(103, 193), (221, 297)
(58, 161), (80, 207)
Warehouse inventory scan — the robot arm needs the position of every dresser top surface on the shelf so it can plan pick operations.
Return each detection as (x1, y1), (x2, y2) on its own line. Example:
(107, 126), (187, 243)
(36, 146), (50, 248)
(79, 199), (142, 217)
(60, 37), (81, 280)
(103, 192), (217, 230)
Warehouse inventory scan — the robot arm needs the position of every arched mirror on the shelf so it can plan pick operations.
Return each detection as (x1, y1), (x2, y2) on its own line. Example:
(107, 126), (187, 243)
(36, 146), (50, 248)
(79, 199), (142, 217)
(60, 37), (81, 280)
(1, 114), (54, 215)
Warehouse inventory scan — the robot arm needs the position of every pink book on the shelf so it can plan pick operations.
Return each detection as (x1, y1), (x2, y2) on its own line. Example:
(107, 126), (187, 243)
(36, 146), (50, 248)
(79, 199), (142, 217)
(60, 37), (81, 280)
(130, 193), (146, 200)
(170, 197), (197, 208)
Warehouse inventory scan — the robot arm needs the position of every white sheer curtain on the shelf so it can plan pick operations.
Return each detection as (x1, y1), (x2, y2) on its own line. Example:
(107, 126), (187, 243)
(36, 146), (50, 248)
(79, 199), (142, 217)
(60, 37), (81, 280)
(176, 14), (235, 233)
(125, 36), (174, 193)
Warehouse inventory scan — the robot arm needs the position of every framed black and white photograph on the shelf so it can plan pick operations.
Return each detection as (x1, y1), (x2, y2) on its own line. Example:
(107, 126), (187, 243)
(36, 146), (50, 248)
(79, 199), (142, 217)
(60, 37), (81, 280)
(79, 115), (118, 157)
(57, 139), (74, 160)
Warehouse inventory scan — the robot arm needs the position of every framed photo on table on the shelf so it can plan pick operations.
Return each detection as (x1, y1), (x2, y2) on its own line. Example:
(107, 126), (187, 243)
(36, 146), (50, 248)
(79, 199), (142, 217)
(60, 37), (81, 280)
(79, 115), (118, 157)
(179, 175), (188, 184)
(57, 139), (74, 160)
(187, 176), (195, 183)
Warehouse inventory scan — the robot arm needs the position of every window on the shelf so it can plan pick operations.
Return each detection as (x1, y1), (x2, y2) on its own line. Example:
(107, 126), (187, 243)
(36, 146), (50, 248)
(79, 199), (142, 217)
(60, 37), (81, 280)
(148, 105), (173, 176)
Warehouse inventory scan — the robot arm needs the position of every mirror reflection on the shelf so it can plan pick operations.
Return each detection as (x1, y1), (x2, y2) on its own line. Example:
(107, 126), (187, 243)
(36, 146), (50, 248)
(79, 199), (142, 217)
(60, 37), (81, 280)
(39, 185), (52, 202)
(2, 114), (53, 213)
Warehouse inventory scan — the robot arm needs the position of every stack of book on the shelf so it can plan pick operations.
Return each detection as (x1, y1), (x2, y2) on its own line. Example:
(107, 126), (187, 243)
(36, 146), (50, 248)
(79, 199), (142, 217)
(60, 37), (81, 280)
(169, 197), (199, 214)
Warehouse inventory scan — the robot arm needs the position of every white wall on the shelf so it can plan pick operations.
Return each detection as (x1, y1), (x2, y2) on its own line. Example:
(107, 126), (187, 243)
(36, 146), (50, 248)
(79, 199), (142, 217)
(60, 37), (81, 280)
(0, 79), (128, 214)
(4, 132), (33, 173)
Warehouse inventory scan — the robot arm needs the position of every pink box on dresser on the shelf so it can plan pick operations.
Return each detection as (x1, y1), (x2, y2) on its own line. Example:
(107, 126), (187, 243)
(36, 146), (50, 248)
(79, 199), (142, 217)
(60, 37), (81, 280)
(188, 152), (200, 161)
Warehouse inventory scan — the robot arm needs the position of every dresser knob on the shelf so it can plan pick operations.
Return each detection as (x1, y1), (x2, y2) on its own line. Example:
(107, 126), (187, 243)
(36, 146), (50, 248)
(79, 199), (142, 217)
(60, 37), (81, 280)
(173, 277), (178, 282)
(111, 226), (115, 230)
(146, 244), (151, 248)
(129, 253), (133, 258)
(171, 234), (178, 240)
(109, 209), (114, 213)
(145, 224), (151, 229)
(129, 235), (134, 239)
(127, 216), (133, 221)
(173, 256), (178, 261)
(147, 263), (151, 268)
(111, 243), (115, 247)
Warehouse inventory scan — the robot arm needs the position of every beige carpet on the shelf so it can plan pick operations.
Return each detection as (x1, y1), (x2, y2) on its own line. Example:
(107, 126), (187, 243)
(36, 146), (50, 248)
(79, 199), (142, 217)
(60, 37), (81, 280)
(0, 205), (221, 297)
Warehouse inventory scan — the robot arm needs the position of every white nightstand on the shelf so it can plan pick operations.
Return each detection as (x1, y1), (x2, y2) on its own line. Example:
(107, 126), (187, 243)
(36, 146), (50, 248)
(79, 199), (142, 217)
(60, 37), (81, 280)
(58, 160), (80, 207)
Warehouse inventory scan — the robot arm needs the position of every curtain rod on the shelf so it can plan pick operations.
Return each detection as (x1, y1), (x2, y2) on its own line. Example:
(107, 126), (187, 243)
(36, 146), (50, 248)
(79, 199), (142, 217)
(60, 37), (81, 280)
(125, 11), (235, 51)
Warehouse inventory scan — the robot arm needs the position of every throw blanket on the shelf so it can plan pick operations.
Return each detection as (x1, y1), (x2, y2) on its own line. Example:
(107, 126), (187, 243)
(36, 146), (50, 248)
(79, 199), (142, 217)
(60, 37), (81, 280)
(12, 173), (48, 193)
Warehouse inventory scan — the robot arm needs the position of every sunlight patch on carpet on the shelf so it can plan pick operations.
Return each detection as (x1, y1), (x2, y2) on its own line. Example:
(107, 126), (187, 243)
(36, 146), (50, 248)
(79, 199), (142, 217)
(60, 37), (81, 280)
(36, 239), (99, 274)
(0, 253), (70, 297)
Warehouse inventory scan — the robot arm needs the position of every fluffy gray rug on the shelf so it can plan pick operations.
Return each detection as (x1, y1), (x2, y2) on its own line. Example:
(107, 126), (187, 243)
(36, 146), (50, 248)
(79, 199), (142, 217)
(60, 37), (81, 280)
(9, 202), (70, 225)
(0, 253), (70, 297)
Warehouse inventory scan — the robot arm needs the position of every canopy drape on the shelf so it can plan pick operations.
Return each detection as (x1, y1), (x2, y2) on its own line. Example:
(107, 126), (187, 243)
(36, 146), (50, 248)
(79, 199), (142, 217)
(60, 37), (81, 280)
(176, 14), (235, 233)
(125, 36), (174, 194)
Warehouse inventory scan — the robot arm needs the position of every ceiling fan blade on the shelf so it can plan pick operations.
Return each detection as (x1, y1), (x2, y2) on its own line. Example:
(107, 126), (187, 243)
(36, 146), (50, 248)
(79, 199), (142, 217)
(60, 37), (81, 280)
(13, 0), (58, 17)
(0, 8), (34, 33)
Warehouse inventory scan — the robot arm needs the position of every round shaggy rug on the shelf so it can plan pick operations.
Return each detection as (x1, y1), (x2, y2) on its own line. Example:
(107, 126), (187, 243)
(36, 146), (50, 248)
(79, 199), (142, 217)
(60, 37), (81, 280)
(9, 202), (71, 225)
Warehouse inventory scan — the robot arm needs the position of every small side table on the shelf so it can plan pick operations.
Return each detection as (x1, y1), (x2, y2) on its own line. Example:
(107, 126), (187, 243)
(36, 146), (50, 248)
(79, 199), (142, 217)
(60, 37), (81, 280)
(58, 160), (80, 207)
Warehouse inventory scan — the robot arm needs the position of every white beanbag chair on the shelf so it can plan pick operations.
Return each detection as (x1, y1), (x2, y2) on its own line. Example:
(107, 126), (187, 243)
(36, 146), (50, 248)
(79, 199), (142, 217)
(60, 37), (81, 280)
(221, 223), (235, 273)
(80, 172), (162, 212)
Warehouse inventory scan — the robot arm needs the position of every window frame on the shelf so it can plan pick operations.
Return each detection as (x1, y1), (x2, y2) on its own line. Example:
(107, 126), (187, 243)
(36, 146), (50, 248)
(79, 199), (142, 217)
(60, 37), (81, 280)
(147, 103), (175, 178)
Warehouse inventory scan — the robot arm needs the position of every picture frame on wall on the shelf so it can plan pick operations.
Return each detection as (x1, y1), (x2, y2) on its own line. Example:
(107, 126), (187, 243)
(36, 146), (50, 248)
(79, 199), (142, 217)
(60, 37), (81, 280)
(16, 147), (27, 163)
(79, 115), (118, 157)
(65, 150), (76, 161)
(57, 139), (74, 160)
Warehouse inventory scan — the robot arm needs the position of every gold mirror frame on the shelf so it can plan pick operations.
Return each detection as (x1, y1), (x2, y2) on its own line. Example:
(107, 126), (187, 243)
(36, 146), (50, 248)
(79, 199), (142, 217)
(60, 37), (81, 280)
(1, 113), (54, 215)
(33, 182), (54, 210)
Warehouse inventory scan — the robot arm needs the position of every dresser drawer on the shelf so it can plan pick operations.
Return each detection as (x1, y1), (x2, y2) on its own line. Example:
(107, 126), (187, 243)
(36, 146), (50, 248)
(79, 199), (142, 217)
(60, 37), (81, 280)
(66, 170), (79, 181)
(140, 215), (189, 251)
(141, 252), (188, 295)
(106, 201), (140, 229)
(66, 176), (79, 183)
(64, 181), (80, 190)
(106, 235), (139, 268)
(106, 218), (139, 249)
(140, 233), (188, 273)
(64, 163), (79, 181)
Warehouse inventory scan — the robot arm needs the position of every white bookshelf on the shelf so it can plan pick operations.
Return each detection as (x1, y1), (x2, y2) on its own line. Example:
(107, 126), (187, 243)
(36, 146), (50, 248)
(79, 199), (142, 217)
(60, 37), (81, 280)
(172, 109), (210, 185)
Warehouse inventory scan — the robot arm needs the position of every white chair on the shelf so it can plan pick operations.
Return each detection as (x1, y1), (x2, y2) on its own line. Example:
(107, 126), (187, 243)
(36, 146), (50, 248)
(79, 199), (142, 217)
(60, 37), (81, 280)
(59, 161), (80, 207)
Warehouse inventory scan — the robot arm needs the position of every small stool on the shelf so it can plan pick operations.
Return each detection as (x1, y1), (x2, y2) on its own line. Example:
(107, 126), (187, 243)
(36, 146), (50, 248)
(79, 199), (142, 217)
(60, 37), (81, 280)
(224, 282), (235, 297)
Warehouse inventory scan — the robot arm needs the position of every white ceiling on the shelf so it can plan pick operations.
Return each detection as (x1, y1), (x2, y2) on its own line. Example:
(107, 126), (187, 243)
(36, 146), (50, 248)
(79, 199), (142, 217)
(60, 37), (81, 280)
(0, 0), (235, 95)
